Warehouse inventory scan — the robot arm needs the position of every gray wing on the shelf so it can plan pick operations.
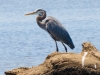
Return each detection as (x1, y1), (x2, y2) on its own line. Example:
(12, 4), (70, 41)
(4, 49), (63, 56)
(45, 17), (75, 49)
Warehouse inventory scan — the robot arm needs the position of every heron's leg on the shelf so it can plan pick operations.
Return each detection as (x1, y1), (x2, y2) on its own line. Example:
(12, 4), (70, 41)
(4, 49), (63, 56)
(61, 42), (67, 52)
(55, 41), (59, 52)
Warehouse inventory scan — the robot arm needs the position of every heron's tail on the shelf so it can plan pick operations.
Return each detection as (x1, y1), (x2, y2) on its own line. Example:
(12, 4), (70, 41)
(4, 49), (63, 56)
(65, 36), (75, 50)
(69, 43), (75, 49)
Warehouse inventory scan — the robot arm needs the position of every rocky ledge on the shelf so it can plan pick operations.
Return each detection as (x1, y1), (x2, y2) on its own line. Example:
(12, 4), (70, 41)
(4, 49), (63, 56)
(5, 42), (100, 75)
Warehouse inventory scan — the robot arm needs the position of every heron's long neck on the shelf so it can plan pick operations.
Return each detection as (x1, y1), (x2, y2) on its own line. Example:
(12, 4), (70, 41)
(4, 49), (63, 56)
(36, 12), (46, 30)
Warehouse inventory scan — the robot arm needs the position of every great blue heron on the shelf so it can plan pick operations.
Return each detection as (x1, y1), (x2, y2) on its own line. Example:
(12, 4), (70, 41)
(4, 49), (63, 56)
(25, 9), (75, 52)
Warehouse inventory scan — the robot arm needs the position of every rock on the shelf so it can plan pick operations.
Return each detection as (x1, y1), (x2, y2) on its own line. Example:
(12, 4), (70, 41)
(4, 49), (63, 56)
(5, 67), (30, 75)
(5, 42), (100, 75)
(82, 42), (98, 53)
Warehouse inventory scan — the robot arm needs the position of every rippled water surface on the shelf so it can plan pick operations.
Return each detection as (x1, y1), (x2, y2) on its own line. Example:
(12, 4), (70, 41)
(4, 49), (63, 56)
(0, 0), (100, 75)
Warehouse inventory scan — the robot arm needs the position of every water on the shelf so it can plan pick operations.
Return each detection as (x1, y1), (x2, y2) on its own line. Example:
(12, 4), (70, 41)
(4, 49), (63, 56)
(0, 0), (100, 75)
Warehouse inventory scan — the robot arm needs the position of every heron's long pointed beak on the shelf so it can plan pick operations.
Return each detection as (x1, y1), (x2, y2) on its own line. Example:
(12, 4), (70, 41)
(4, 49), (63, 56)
(25, 12), (36, 16)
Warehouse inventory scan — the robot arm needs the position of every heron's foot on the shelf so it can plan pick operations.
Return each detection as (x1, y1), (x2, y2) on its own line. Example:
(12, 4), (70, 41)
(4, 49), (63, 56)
(61, 42), (67, 52)
(65, 47), (67, 52)
(56, 48), (59, 52)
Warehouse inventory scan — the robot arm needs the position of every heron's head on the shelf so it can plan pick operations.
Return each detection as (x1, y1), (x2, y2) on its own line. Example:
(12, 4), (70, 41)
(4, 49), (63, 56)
(25, 9), (46, 16)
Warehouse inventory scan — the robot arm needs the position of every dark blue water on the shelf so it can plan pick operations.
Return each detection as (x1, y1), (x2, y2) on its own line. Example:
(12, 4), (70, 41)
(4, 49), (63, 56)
(0, 0), (100, 75)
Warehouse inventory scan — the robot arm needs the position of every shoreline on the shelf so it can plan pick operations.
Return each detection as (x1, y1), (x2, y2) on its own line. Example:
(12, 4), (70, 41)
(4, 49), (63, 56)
(5, 42), (100, 75)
